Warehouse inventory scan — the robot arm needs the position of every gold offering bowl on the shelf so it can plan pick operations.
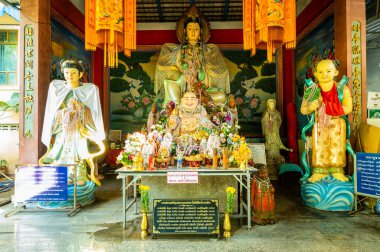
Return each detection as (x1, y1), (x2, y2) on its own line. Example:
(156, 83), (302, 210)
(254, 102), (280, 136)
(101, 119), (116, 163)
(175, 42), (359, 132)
(155, 157), (170, 169)
(185, 155), (203, 168)
(184, 155), (203, 162)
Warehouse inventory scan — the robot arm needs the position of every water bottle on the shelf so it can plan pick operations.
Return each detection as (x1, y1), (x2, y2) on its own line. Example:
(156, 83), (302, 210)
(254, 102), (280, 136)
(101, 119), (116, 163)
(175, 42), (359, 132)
(177, 158), (183, 170)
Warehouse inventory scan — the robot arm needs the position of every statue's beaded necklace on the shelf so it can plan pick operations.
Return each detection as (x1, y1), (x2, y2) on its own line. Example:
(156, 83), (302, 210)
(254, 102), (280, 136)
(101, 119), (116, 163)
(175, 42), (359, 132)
(181, 43), (204, 92)
(254, 174), (271, 190)
(179, 104), (202, 117)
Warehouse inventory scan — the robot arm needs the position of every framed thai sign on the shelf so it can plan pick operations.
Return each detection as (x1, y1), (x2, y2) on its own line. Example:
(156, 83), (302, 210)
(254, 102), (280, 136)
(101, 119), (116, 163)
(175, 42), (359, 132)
(355, 152), (380, 198)
(153, 199), (219, 236)
(14, 165), (68, 203)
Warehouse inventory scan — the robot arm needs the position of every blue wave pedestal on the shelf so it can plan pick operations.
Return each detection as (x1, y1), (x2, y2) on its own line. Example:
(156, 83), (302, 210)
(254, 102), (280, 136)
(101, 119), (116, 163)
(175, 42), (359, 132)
(38, 181), (97, 209)
(301, 175), (354, 211)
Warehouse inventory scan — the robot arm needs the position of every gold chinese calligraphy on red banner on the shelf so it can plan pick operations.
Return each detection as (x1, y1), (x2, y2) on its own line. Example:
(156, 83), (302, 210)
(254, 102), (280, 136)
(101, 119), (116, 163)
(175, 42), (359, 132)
(85, 0), (136, 68)
(243, 0), (296, 62)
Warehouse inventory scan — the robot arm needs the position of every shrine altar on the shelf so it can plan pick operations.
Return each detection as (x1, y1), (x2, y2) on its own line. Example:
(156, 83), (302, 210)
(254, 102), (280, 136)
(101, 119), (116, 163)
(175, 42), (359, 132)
(115, 167), (256, 230)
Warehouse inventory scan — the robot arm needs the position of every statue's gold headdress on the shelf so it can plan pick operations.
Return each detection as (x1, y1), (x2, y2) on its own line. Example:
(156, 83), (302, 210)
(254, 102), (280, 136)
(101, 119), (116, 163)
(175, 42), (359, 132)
(176, 4), (211, 43)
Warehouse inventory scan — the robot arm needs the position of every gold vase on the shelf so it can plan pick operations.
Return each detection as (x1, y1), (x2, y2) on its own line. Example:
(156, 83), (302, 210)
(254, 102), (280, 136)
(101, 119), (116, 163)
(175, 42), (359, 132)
(133, 152), (144, 171)
(222, 147), (229, 169)
(223, 211), (231, 238)
(141, 211), (149, 238)
(212, 148), (218, 168)
(239, 161), (246, 170)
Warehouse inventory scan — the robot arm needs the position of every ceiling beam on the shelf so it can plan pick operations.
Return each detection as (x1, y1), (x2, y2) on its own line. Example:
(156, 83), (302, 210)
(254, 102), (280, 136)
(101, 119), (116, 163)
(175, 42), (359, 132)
(156, 0), (164, 22)
(223, 0), (230, 21)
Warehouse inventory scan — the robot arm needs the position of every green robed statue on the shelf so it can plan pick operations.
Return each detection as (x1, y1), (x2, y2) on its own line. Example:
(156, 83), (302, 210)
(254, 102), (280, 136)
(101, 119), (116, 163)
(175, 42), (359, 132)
(155, 4), (230, 106)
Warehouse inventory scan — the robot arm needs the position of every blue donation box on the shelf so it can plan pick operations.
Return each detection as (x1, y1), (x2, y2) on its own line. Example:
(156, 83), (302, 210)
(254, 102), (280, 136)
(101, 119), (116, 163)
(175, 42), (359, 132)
(15, 166), (68, 202)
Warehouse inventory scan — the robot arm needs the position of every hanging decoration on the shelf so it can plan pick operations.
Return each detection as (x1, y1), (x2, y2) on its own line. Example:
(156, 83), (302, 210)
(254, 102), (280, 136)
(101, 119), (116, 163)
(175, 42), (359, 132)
(85, 0), (136, 67)
(243, 0), (296, 62)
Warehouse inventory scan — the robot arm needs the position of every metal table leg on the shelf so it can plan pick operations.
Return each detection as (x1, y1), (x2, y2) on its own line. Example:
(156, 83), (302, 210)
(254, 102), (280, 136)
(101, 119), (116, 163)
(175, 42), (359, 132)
(122, 175), (126, 229)
(239, 175), (243, 216)
(133, 178), (137, 215)
(247, 170), (251, 230)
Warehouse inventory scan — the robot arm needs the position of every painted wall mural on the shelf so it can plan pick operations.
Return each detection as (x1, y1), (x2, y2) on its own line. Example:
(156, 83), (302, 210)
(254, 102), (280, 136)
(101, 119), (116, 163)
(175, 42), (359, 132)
(295, 15), (335, 133)
(50, 19), (92, 82)
(110, 50), (276, 135)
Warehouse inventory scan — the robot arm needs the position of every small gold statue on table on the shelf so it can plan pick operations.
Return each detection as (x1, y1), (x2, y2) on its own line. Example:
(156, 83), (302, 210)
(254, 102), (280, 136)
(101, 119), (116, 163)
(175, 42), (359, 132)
(155, 132), (173, 169)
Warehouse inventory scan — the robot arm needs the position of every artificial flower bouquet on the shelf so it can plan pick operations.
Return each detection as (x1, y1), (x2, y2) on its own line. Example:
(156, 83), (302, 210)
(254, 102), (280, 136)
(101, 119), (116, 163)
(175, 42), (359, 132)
(117, 132), (146, 167)
(184, 142), (203, 163)
(219, 123), (240, 147)
(226, 186), (236, 214)
(139, 185), (150, 212)
(232, 139), (252, 169)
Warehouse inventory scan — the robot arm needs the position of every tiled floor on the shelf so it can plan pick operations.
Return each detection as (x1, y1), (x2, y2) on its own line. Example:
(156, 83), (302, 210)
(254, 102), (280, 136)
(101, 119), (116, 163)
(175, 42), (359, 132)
(0, 174), (379, 252)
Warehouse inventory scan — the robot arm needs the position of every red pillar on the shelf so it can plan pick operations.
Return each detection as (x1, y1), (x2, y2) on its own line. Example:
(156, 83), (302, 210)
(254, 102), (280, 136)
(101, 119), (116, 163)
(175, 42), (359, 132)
(19, 0), (51, 164)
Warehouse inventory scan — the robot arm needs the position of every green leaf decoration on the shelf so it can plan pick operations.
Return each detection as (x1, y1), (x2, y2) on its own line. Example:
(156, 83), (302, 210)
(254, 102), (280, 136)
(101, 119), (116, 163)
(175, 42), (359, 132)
(110, 78), (128, 93)
(254, 77), (277, 94)
(230, 69), (258, 95)
(110, 63), (126, 77)
(223, 50), (267, 66)
(261, 63), (276, 76)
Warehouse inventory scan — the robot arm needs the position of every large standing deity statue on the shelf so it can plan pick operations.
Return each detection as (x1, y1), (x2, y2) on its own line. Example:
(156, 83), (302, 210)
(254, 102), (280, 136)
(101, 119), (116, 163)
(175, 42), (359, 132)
(300, 59), (353, 183)
(262, 99), (292, 180)
(155, 4), (230, 106)
(40, 59), (105, 187)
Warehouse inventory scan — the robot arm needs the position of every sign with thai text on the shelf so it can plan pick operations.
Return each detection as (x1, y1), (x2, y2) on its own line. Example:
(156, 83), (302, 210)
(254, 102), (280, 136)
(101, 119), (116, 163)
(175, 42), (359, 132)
(167, 171), (199, 184)
(14, 166), (68, 202)
(153, 199), (219, 235)
(355, 152), (380, 198)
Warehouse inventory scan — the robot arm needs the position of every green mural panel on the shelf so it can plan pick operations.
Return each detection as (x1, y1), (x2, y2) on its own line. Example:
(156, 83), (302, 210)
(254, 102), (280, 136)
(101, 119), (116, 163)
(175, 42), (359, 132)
(110, 50), (277, 136)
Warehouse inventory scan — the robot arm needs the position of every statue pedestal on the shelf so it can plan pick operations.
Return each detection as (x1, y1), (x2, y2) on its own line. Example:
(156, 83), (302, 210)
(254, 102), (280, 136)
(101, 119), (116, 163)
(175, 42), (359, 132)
(38, 181), (97, 209)
(301, 175), (354, 211)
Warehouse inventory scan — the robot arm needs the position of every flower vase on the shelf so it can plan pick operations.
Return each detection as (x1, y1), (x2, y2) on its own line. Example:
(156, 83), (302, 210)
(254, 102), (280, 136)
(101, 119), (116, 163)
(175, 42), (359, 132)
(132, 160), (142, 171)
(223, 212), (231, 238)
(133, 152), (144, 171)
(222, 147), (229, 169)
(141, 211), (149, 238)
(239, 161), (246, 170)
(212, 149), (218, 169)
(148, 155), (155, 171)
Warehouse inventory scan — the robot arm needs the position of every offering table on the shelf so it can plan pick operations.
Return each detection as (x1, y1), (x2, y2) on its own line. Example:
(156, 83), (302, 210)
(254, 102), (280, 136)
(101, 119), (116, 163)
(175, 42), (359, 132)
(115, 167), (256, 230)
